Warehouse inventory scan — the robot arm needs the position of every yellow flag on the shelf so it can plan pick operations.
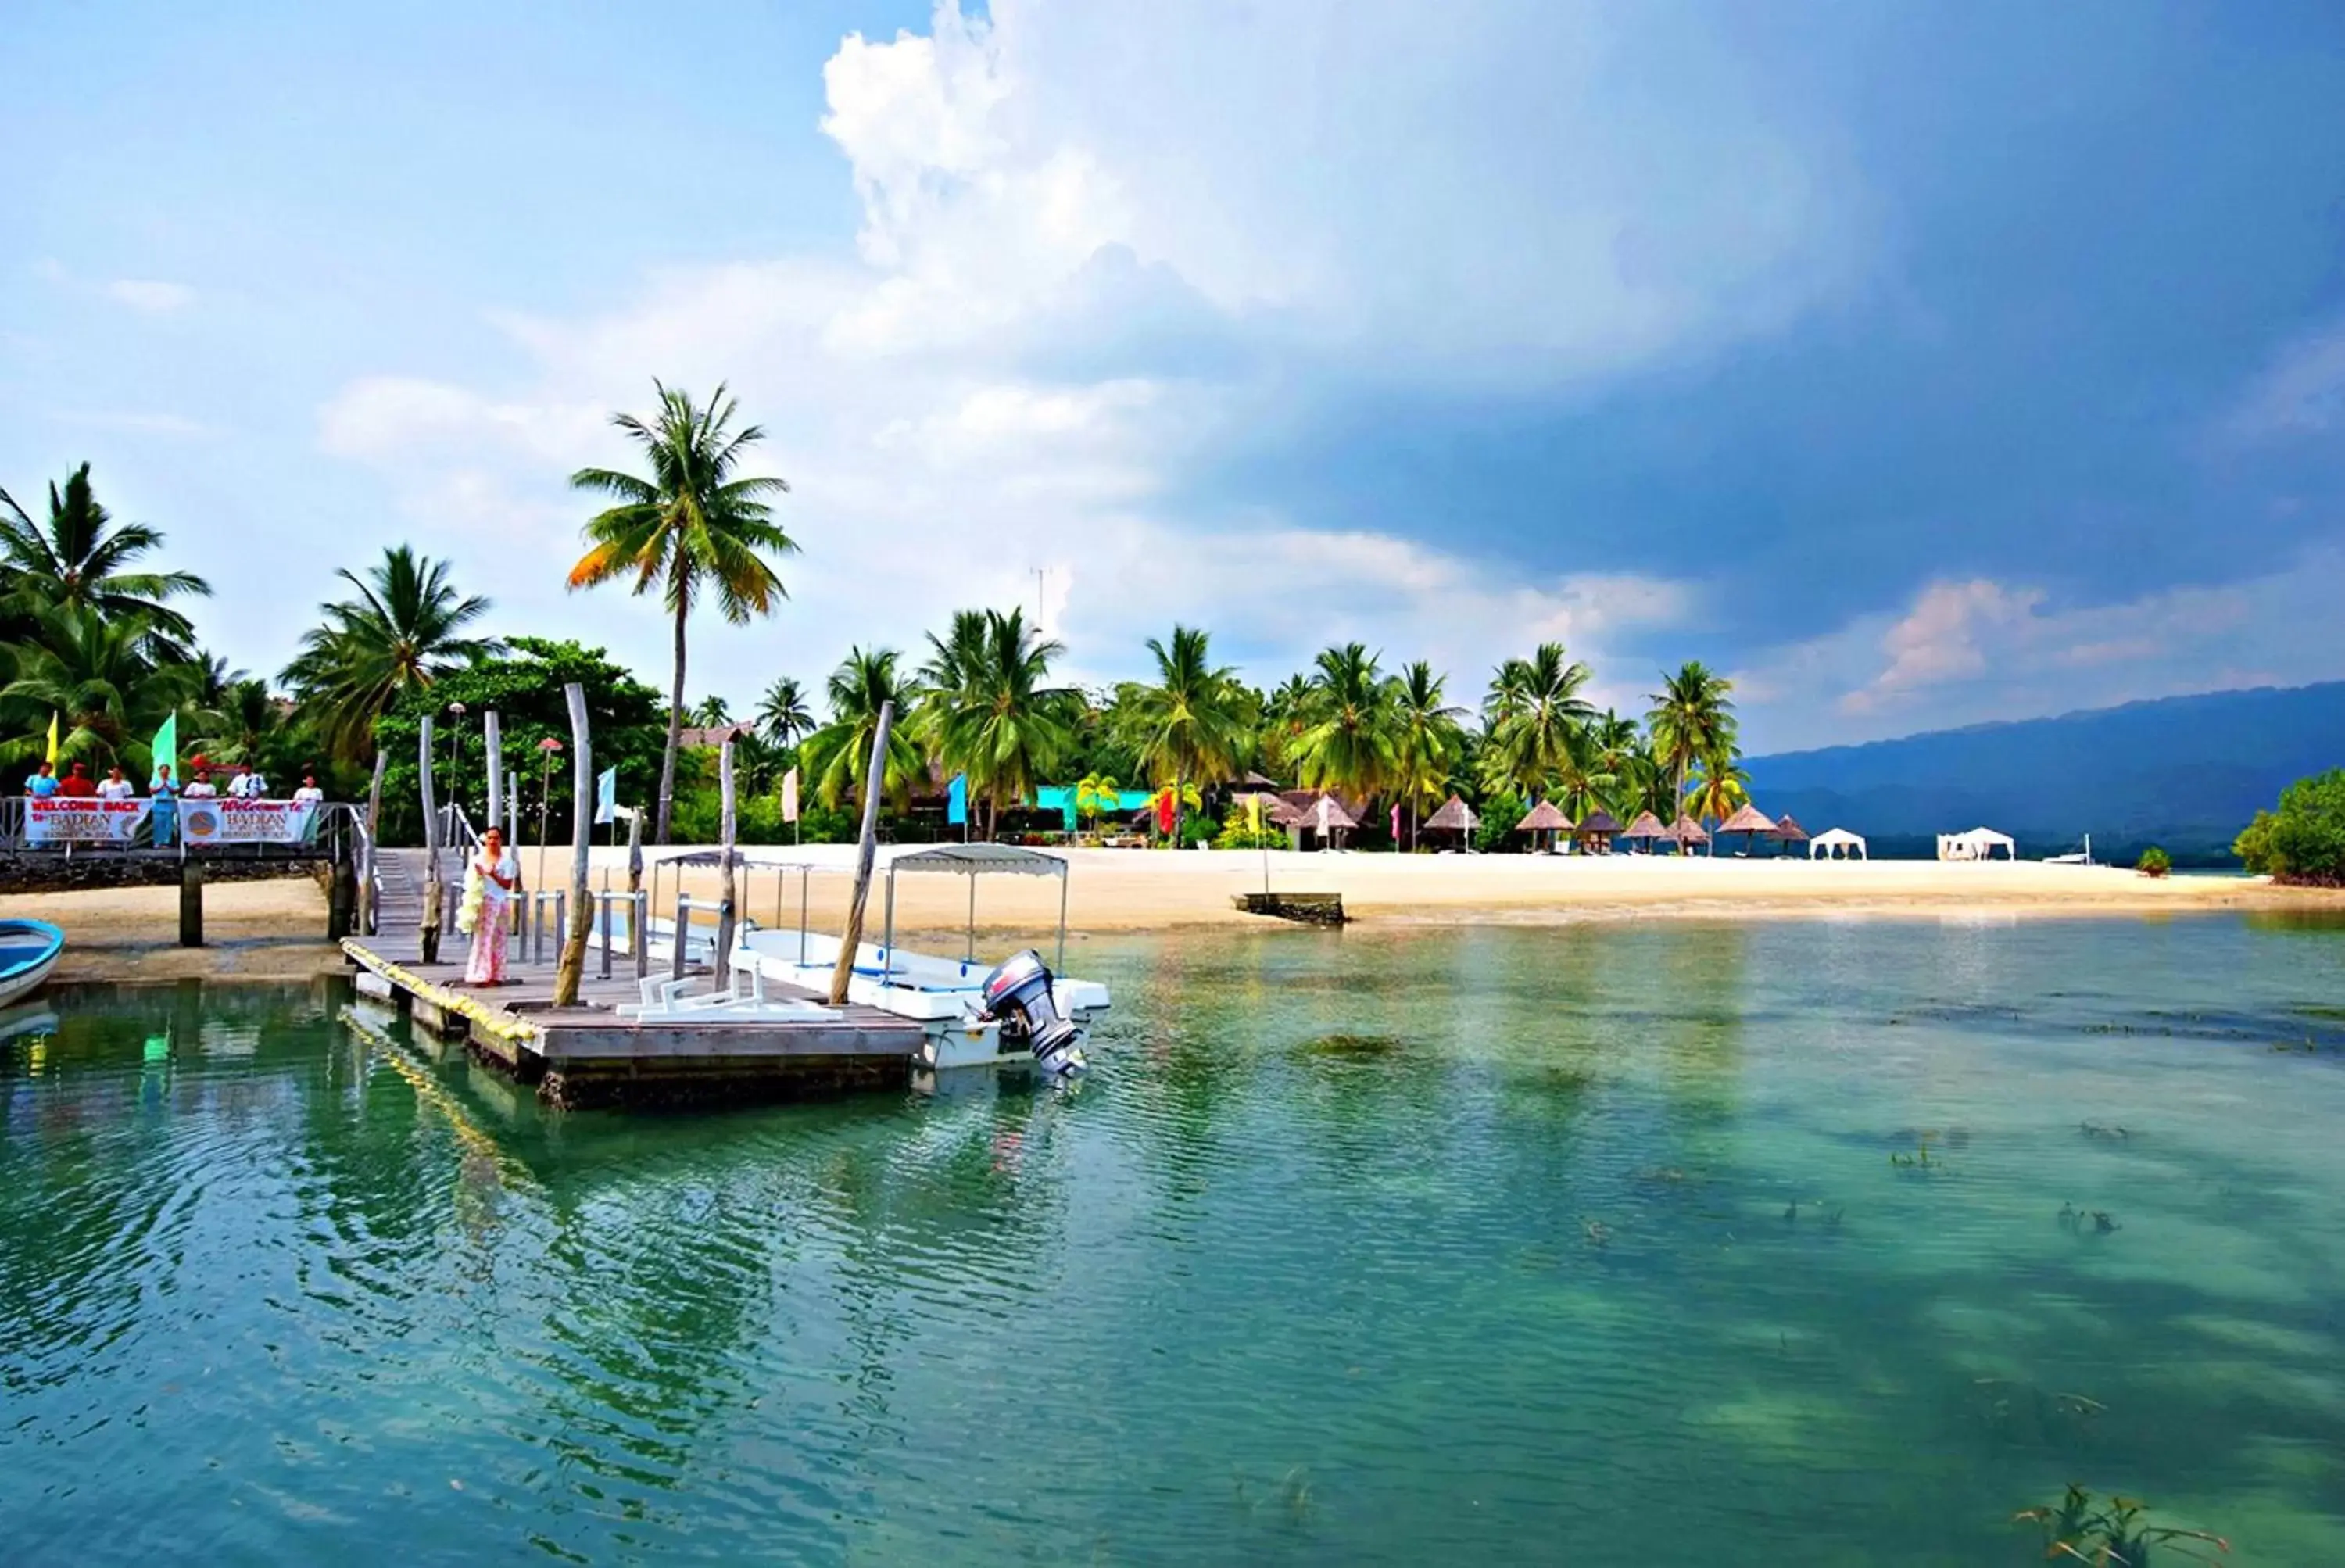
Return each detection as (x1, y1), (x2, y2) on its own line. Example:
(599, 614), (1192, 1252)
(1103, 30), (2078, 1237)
(46, 712), (59, 764)
(1246, 793), (1262, 833)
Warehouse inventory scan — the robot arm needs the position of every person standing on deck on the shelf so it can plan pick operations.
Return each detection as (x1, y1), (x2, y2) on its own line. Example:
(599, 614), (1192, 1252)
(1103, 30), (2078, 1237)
(291, 773), (324, 807)
(183, 768), (217, 800)
(58, 762), (97, 797)
(149, 764), (178, 847)
(23, 761), (57, 798)
(97, 766), (135, 801)
(458, 825), (517, 986)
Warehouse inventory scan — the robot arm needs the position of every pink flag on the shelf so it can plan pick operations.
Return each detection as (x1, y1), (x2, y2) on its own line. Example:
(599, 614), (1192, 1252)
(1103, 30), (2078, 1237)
(1391, 804), (1401, 839)
(781, 767), (800, 823)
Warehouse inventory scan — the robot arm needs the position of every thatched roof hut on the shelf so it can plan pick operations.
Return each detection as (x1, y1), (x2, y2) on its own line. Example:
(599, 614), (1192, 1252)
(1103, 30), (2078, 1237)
(1717, 803), (1776, 836)
(1772, 814), (1810, 843)
(1623, 811), (1669, 843)
(1516, 800), (1573, 832)
(1423, 795), (1478, 832)
(1574, 808), (1624, 836)
(1667, 814), (1710, 846)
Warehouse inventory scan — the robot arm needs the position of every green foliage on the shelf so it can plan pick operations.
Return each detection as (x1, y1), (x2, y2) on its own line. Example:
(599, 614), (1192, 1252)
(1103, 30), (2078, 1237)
(1216, 817), (1285, 850)
(2013, 1484), (2229, 1565)
(372, 638), (666, 847)
(1178, 811), (1218, 848)
(1647, 660), (1737, 812)
(2235, 769), (2345, 884)
(2136, 845), (2172, 878)
(1474, 789), (1527, 853)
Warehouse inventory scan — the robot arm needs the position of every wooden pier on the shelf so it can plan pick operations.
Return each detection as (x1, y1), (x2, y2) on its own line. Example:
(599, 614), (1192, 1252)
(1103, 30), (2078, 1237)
(345, 850), (925, 1109)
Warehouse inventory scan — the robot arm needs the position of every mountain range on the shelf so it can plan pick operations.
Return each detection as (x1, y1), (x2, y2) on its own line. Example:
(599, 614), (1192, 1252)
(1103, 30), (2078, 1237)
(1741, 682), (2345, 865)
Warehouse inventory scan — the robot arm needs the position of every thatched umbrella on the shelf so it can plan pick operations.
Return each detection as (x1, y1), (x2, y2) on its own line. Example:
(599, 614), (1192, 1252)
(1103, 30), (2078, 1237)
(1516, 799), (1573, 854)
(1717, 801), (1777, 856)
(1423, 794), (1478, 850)
(1667, 814), (1710, 854)
(1305, 792), (1357, 848)
(1573, 807), (1624, 854)
(1771, 814), (1810, 857)
(1622, 810), (1668, 851)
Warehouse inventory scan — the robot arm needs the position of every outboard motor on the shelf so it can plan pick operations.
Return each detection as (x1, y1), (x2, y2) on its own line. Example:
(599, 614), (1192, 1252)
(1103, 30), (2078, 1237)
(979, 949), (1088, 1075)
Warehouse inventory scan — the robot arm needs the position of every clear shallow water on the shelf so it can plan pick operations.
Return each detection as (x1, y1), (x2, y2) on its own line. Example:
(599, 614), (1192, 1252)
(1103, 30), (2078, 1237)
(5, 915), (2345, 1566)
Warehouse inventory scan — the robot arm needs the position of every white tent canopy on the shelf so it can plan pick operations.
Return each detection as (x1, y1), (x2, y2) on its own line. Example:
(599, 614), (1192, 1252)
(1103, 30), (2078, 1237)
(1937, 826), (2016, 861)
(1810, 827), (1867, 860)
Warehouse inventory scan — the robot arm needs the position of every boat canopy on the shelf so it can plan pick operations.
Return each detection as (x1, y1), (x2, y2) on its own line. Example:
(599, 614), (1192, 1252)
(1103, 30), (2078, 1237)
(653, 843), (1065, 877)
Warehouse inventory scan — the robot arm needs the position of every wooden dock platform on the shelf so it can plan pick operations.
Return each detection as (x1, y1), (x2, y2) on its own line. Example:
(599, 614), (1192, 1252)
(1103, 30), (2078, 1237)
(342, 868), (926, 1108)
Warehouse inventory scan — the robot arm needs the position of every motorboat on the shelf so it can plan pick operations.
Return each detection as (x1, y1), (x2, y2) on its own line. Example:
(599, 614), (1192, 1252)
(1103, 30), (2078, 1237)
(682, 843), (1111, 1073)
(0, 919), (63, 1008)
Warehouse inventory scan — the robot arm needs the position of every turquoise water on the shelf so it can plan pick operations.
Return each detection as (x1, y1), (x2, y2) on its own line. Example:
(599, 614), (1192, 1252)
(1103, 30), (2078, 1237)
(5, 915), (2345, 1564)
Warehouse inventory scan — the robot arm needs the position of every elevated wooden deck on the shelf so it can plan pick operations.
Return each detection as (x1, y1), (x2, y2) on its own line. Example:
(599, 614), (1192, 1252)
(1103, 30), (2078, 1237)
(342, 886), (927, 1108)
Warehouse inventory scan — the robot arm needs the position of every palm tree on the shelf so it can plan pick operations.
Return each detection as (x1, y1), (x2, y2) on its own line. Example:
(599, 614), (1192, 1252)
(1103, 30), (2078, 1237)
(1, 607), (192, 769)
(1075, 772), (1121, 838)
(1481, 643), (1595, 800)
(567, 381), (796, 843)
(1118, 625), (1247, 849)
(282, 545), (498, 763)
(1391, 660), (1464, 848)
(0, 464), (210, 653)
(688, 695), (732, 728)
(925, 608), (1073, 838)
(1686, 751), (1751, 852)
(798, 646), (924, 810)
(1291, 643), (1400, 803)
(755, 675), (814, 749)
(1647, 661), (1737, 818)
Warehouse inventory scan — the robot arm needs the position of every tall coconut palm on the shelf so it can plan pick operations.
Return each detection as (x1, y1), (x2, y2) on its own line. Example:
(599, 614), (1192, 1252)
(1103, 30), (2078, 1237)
(925, 608), (1073, 838)
(1686, 751), (1751, 853)
(1647, 661), (1737, 817)
(799, 646), (924, 810)
(1119, 625), (1247, 848)
(567, 381), (796, 843)
(1, 606), (192, 768)
(282, 545), (498, 764)
(755, 675), (814, 749)
(1480, 643), (1595, 800)
(1291, 642), (1399, 802)
(687, 695), (733, 728)
(1391, 660), (1465, 848)
(0, 464), (210, 653)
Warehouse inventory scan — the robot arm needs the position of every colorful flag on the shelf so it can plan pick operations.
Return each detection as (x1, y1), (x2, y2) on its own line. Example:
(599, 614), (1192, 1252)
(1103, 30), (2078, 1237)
(1391, 803), (1401, 840)
(781, 767), (800, 824)
(46, 711), (59, 765)
(1156, 787), (1176, 836)
(1245, 793), (1262, 833)
(594, 765), (617, 824)
(947, 772), (968, 825)
(149, 713), (177, 786)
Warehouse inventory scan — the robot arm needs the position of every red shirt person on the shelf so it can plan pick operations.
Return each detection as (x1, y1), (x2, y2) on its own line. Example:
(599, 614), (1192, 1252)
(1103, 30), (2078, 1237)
(58, 762), (98, 798)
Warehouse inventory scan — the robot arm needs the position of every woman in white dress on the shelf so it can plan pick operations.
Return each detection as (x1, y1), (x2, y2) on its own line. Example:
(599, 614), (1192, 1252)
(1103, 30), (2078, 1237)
(460, 826), (517, 986)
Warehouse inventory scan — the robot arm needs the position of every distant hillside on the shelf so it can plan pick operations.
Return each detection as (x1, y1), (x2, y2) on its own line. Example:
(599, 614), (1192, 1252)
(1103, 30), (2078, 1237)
(1743, 682), (2345, 865)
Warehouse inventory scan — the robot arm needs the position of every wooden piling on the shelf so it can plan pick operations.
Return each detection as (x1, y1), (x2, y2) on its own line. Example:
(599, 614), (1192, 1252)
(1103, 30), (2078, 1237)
(178, 857), (204, 947)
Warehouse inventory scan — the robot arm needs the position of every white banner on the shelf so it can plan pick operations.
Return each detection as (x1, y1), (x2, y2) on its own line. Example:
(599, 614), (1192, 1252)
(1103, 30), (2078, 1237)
(27, 798), (152, 845)
(180, 798), (320, 846)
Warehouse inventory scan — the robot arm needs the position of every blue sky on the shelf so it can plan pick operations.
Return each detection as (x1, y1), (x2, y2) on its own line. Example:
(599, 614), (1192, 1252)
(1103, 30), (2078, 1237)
(7, 0), (2345, 751)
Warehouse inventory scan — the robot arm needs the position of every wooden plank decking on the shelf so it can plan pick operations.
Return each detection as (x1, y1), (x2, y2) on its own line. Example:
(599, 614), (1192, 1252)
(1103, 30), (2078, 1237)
(342, 861), (927, 1108)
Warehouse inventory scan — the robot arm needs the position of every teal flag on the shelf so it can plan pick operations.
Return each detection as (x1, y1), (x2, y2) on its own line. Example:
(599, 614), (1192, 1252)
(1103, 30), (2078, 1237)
(149, 712), (177, 786)
(947, 773), (968, 825)
(594, 765), (617, 825)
